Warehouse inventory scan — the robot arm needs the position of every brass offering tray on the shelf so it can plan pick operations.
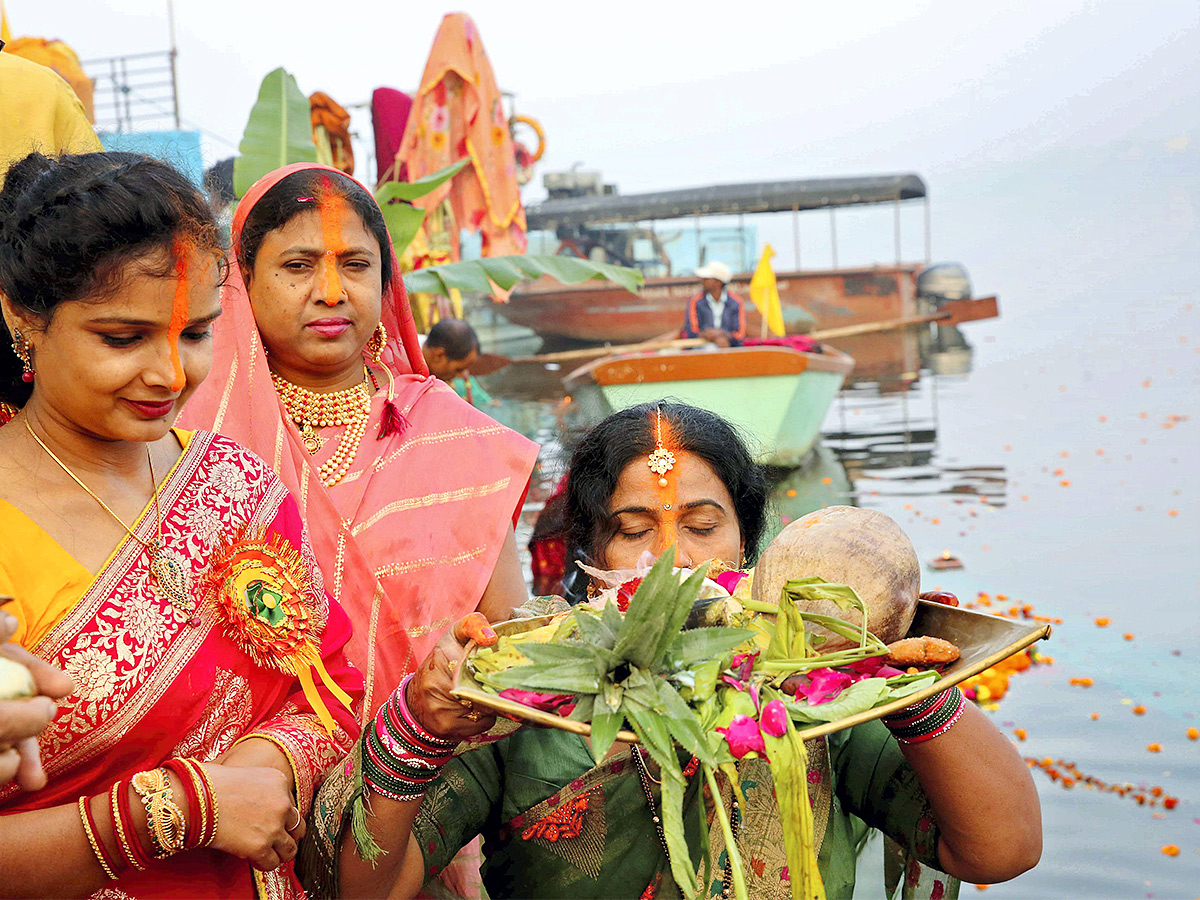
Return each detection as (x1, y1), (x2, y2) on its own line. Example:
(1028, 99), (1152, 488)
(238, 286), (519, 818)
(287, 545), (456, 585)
(450, 600), (1051, 744)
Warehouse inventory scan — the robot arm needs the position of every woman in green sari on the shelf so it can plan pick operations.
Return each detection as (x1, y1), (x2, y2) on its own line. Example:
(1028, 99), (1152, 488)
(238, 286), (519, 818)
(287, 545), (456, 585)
(306, 403), (1041, 899)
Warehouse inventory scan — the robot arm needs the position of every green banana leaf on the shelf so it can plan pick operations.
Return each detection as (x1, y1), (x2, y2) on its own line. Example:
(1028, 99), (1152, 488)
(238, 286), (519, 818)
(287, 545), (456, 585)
(375, 159), (472, 258)
(378, 158), (471, 202)
(233, 67), (316, 198)
(402, 254), (644, 298)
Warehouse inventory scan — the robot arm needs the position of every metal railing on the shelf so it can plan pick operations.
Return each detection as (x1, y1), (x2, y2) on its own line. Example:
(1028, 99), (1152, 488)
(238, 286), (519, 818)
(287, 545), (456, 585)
(82, 49), (179, 134)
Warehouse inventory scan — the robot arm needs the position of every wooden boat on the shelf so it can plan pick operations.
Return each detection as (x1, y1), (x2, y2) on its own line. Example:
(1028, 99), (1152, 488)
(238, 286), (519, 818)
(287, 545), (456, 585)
(503, 172), (999, 348)
(563, 343), (855, 468)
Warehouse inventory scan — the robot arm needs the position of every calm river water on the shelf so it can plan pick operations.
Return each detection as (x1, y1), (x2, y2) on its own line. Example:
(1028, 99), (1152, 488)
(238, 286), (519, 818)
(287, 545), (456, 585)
(474, 148), (1199, 897)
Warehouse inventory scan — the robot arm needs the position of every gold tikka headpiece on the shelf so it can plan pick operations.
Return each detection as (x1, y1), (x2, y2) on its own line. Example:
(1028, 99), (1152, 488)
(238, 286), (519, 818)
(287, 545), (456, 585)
(647, 406), (676, 488)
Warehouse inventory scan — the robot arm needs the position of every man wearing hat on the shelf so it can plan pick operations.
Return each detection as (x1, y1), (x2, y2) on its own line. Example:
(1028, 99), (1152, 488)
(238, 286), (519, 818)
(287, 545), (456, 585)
(682, 260), (747, 347)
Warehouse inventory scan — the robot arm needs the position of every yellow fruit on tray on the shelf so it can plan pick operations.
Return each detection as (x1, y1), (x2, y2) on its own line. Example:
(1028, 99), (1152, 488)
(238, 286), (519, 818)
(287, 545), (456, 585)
(0, 655), (36, 701)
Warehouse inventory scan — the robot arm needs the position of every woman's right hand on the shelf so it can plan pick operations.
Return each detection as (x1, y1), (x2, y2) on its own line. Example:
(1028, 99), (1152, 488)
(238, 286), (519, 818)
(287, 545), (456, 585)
(406, 613), (499, 742)
(0, 608), (75, 790)
(203, 762), (304, 871)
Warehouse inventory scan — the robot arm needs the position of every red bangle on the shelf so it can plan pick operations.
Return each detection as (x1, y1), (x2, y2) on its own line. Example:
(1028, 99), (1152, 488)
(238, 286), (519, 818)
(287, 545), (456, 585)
(113, 778), (153, 870)
(161, 759), (201, 849)
(187, 759), (219, 848)
(80, 794), (123, 877)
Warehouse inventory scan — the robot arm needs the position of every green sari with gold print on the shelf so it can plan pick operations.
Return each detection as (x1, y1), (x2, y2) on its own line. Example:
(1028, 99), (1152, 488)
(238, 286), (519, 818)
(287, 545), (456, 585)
(305, 717), (958, 900)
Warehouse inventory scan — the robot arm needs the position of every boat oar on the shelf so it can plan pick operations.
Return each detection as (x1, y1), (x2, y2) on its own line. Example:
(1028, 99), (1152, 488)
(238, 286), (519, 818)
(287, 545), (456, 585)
(471, 337), (709, 374)
(806, 295), (998, 341)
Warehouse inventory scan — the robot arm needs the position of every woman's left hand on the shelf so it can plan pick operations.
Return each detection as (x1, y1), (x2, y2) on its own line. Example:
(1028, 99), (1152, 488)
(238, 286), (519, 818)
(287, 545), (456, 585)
(406, 613), (498, 742)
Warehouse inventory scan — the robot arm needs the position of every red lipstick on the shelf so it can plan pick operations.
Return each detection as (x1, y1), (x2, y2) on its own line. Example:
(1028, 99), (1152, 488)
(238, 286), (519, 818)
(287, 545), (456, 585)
(124, 398), (176, 418)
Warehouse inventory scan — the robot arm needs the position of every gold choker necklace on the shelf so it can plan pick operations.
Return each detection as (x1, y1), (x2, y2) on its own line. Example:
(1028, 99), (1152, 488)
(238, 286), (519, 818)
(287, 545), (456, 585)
(271, 371), (372, 486)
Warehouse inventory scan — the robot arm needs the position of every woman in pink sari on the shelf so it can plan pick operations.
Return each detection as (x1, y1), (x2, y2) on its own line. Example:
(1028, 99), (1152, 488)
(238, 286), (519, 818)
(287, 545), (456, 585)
(0, 151), (361, 898)
(179, 163), (538, 721)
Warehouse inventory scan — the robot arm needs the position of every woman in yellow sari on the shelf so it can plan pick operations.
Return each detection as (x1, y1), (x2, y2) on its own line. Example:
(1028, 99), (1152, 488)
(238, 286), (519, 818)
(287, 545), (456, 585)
(0, 151), (362, 899)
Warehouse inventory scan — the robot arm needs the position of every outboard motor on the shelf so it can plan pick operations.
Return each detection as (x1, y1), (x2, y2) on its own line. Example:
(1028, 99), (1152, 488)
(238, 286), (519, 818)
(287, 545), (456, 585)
(916, 262), (972, 307)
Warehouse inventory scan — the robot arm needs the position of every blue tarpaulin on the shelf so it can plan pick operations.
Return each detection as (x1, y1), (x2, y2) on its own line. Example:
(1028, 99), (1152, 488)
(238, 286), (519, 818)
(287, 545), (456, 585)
(98, 130), (204, 185)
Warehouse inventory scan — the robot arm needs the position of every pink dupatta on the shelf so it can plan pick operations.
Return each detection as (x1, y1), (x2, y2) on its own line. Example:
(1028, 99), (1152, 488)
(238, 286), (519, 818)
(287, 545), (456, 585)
(180, 163), (538, 719)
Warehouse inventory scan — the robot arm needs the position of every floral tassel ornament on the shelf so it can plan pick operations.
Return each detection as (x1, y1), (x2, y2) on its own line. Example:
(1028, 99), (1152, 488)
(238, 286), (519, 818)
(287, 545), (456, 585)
(366, 323), (411, 439)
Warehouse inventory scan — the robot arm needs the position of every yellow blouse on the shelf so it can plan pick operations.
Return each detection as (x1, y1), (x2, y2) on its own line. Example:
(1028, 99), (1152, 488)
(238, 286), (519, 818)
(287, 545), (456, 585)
(0, 429), (193, 649)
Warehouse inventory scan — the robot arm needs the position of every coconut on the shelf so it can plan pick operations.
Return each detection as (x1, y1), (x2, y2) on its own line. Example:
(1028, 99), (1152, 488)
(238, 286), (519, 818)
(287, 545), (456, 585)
(751, 506), (920, 650)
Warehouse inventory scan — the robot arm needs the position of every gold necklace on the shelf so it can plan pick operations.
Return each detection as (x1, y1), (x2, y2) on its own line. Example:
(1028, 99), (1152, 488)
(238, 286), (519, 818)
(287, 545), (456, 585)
(23, 420), (197, 623)
(271, 370), (372, 487)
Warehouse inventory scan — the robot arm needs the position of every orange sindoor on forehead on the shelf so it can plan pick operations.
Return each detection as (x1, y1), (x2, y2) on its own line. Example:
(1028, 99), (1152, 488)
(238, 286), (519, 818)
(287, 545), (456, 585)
(316, 178), (349, 305)
(167, 237), (194, 392)
(647, 410), (681, 551)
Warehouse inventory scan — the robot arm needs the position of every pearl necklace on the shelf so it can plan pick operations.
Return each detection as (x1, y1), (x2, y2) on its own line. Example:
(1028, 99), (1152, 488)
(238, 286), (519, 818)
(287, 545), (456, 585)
(272, 370), (372, 487)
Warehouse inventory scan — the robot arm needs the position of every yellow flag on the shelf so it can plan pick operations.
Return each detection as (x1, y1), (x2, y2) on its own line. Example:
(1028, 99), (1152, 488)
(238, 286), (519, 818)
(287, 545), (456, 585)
(1, 2), (12, 44)
(749, 244), (785, 336)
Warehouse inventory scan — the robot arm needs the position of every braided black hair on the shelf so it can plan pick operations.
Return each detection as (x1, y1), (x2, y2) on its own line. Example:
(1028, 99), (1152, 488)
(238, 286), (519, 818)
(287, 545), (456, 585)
(565, 402), (769, 567)
(236, 169), (393, 292)
(0, 151), (221, 407)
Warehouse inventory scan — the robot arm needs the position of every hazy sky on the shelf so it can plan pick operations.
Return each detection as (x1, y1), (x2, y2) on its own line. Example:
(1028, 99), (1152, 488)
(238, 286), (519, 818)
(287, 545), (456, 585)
(13, 1), (1196, 183)
(9, 1), (1198, 277)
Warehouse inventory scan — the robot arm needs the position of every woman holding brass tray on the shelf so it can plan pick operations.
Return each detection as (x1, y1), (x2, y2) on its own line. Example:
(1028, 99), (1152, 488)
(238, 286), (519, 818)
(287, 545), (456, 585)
(306, 403), (1043, 900)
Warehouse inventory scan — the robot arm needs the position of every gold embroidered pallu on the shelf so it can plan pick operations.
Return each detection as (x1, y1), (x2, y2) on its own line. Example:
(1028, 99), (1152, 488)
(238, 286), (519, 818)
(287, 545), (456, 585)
(0, 430), (363, 900)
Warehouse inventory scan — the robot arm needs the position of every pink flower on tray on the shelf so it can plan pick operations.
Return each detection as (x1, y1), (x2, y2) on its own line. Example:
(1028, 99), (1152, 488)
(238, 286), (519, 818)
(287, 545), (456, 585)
(793, 668), (854, 705)
(498, 689), (575, 712)
(759, 699), (788, 738)
(714, 569), (748, 595)
(848, 656), (906, 679)
(716, 714), (766, 759)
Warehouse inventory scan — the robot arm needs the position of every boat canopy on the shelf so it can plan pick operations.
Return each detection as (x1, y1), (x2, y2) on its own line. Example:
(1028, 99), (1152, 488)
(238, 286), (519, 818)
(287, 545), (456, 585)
(526, 173), (927, 229)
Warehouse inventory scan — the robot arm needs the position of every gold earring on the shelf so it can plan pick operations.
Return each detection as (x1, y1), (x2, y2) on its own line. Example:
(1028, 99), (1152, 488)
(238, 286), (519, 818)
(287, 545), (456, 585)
(11, 329), (33, 382)
(364, 322), (387, 364)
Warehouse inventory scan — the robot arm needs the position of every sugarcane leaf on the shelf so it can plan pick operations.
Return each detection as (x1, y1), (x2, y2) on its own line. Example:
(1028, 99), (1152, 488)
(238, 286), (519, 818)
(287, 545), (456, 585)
(233, 67), (317, 198)
(589, 707), (624, 763)
(617, 667), (662, 712)
(626, 705), (681, 783)
(761, 714), (826, 900)
(657, 680), (716, 767)
(688, 657), (725, 703)
(613, 552), (681, 668)
(783, 678), (889, 724)
(602, 677), (624, 712)
(483, 661), (603, 694)
(377, 158), (469, 201)
(511, 641), (598, 665)
(884, 670), (939, 700)
(574, 607), (618, 651)
(600, 599), (624, 635)
(566, 697), (593, 722)
(660, 764), (699, 897)
(649, 563), (711, 669)
(784, 577), (865, 613)
(666, 626), (754, 669)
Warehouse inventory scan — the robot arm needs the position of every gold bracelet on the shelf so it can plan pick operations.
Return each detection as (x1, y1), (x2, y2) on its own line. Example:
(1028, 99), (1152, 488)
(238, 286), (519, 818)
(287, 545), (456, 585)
(109, 783), (146, 872)
(78, 796), (117, 881)
(131, 768), (186, 858)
